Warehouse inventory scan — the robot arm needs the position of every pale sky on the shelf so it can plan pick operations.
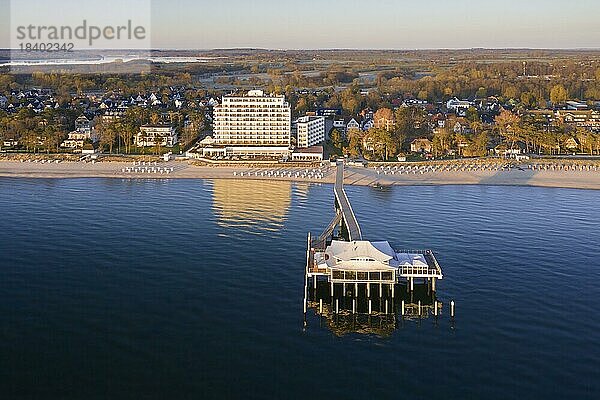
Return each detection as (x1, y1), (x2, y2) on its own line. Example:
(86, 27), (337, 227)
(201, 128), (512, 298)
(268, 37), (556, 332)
(2, 0), (600, 49)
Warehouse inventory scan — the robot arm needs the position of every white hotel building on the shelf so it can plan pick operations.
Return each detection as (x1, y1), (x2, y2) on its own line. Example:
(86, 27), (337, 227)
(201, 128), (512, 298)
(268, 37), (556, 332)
(296, 116), (325, 148)
(207, 90), (292, 157)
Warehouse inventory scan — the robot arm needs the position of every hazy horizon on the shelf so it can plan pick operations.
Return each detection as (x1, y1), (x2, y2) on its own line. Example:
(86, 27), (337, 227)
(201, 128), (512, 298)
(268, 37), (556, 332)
(3, 47), (600, 52)
(2, 0), (600, 51)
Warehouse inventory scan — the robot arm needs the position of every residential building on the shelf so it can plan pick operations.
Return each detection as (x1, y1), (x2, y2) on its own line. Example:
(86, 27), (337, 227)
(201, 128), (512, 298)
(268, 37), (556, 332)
(61, 115), (98, 149)
(564, 137), (580, 151)
(447, 98), (473, 114)
(82, 143), (98, 155)
(452, 118), (472, 134)
(362, 119), (375, 131)
(494, 142), (525, 157)
(291, 145), (324, 162)
(75, 114), (92, 134)
(134, 125), (178, 147)
(410, 138), (433, 153)
(332, 119), (346, 132)
(525, 109), (600, 132)
(524, 110), (555, 127)
(61, 131), (89, 149)
(208, 90), (291, 157)
(296, 116), (325, 148)
(402, 99), (428, 107)
(316, 108), (342, 117)
(2, 139), (18, 147)
(432, 113), (447, 128)
(566, 101), (588, 111)
(346, 118), (360, 133)
(100, 109), (126, 123)
(557, 110), (600, 131)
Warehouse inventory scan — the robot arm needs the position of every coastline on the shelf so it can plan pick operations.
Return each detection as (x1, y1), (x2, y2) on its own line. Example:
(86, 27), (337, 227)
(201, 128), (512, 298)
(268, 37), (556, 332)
(2, 160), (600, 190)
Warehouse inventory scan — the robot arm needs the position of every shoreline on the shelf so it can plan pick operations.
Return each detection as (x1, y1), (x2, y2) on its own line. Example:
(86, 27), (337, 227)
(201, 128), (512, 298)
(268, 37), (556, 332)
(2, 160), (600, 190)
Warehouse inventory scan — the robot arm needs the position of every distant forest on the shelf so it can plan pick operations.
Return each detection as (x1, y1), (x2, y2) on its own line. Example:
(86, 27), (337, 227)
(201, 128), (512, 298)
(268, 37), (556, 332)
(2, 49), (600, 105)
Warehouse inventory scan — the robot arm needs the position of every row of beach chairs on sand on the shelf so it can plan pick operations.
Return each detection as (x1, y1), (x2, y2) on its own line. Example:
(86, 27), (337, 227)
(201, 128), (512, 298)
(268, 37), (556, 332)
(121, 166), (175, 175)
(20, 159), (62, 164)
(376, 164), (512, 174)
(132, 161), (159, 167)
(528, 164), (598, 171)
(375, 163), (599, 175)
(233, 168), (328, 180)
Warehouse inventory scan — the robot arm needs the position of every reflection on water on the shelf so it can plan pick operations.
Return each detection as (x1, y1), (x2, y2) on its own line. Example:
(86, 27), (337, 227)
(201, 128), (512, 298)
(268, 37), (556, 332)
(292, 182), (312, 200)
(2, 180), (599, 399)
(211, 179), (292, 232)
(308, 282), (448, 337)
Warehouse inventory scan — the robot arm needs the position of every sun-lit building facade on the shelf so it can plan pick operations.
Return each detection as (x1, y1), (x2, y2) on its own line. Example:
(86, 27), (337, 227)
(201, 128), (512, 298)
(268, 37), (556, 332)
(296, 116), (325, 148)
(210, 90), (291, 157)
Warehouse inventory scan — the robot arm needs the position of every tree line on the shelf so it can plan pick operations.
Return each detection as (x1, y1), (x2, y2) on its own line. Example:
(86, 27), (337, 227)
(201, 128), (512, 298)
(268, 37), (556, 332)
(328, 107), (600, 161)
(0, 106), (205, 154)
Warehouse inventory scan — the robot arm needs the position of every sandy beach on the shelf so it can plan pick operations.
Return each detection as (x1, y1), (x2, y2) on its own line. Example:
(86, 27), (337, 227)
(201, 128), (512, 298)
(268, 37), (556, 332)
(1, 159), (600, 190)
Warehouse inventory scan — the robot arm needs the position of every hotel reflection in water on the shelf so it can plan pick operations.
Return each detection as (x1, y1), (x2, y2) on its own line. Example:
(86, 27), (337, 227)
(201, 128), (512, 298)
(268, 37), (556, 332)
(211, 179), (296, 231)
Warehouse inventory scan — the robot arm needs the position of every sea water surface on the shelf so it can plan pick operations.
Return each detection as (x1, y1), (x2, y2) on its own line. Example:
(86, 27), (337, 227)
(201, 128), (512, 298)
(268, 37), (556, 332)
(0, 178), (598, 399)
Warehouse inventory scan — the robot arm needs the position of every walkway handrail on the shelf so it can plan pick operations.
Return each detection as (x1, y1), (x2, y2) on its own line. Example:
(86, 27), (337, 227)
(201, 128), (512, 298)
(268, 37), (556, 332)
(312, 211), (343, 250)
(335, 161), (362, 241)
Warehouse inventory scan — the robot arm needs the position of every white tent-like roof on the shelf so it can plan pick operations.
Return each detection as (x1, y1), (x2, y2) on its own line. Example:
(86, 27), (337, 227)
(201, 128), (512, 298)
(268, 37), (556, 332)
(315, 240), (434, 273)
(326, 240), (395, 263)
(322, 241), (398, 271)
(395, 253), (429, 268)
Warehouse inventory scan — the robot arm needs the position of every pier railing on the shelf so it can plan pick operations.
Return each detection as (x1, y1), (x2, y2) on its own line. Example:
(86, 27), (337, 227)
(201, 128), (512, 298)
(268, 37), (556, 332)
(334, 161), (362, 241)
(312, 212), (342, 250)
(399, 265), (432, 276)
(395, 249), (432, 254)
(425, 251), (444, 276)
(396, 249), (443, 277)
(309, 265), (328, 274)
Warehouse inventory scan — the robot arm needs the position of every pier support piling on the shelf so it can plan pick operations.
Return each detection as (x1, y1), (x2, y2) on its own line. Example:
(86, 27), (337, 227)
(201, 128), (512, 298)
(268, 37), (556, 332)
(303, 233), (310, 316)
(302, 162), (446, 326)
(451, 300), (455, 318)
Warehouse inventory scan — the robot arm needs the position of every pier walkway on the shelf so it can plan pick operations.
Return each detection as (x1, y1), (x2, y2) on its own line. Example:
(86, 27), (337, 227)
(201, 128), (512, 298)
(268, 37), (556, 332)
(303, 160), (445, 320)
(334, 161), (362, 242)
(312, 161), (361, 250)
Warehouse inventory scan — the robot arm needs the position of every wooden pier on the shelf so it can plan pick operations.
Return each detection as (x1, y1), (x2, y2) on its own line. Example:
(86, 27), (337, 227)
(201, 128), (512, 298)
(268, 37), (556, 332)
(303, 160), (444, 327)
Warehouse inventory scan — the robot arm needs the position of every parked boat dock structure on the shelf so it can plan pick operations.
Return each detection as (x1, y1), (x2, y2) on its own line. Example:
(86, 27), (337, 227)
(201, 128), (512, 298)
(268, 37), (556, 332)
(303, 161), (445, 326)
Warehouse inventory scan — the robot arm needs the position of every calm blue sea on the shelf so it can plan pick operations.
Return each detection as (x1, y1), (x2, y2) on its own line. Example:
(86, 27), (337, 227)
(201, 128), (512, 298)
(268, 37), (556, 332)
(0, 178), (598, 399)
